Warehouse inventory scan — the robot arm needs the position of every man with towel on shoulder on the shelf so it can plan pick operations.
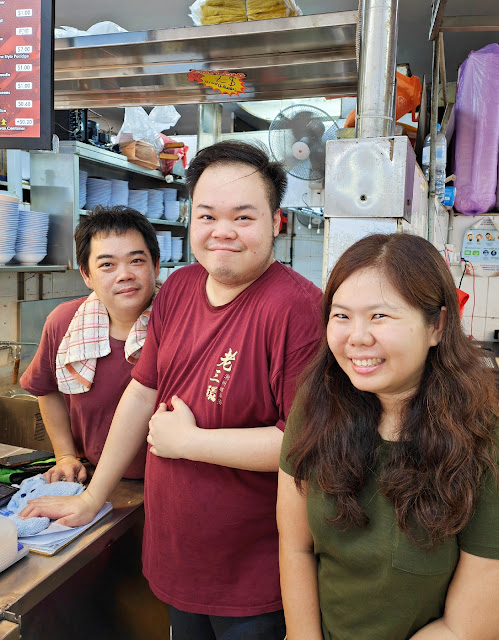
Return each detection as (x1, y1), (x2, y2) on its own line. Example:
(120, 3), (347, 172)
(20, 205), (160, 483)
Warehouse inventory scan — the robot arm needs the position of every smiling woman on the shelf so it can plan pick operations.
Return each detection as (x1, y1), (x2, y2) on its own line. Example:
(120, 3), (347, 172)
(327, 267), (446, 432)
(277, 233), (499, 640)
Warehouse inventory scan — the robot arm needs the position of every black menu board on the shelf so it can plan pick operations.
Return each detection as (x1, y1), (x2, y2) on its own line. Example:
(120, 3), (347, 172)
(0, 0), (54, 149)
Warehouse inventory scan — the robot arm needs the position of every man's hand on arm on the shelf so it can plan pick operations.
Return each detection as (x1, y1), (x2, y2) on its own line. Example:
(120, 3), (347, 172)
(147, 396), (283, 472)
(20, 379), (157, 526)
(38, 392), (87, 483)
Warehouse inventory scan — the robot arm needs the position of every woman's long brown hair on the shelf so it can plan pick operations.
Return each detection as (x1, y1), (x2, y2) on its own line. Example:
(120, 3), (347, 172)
(289, 233), (498, 548)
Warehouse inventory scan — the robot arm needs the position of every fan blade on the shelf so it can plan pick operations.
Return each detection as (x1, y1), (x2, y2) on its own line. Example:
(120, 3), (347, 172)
(308, 149), (326, 181)
(288, 157), (313, 181)
(283, 154), (307, 174)
(305, 117), (326, 140)
(289, 111), (316, 140)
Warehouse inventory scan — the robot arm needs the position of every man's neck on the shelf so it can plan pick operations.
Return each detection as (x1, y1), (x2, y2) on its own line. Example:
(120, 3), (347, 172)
(205, 261), (275, 307)
(108, 314), (138, 341)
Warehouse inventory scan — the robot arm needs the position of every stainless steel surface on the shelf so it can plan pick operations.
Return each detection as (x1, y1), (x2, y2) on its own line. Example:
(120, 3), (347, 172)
(198, 104), (222, 151)
(0, 396), (52, 451)
(0, 266), (67, 272)
(427, 31), (440, 242)
(20, 297), (78, 353)
(0, 342), (38, 346)
(356, 0), (398, 138)
(324, 136), (416, 222)
(29, 150), (78, 267)
(53, 12), (358, 108)
(5, 151), (23, 202)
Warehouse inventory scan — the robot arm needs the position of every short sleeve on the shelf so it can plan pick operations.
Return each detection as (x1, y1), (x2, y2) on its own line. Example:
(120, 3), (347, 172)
(458, 463), (499, 559)
(20, 308), (62, 396)
(131, 288), (164, 390)
(279, 395), (306, 476)
(273, 339), (320, 432)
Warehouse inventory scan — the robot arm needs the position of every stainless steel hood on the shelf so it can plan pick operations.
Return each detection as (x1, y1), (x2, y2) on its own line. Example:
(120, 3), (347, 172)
(54, 12), (358, 109)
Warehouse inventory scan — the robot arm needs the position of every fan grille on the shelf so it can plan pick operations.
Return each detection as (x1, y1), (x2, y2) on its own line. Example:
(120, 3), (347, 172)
(269, 105), (338, 181)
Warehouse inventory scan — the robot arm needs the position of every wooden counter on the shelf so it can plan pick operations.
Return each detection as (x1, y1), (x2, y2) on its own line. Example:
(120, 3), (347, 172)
(0, 478), (169, 639)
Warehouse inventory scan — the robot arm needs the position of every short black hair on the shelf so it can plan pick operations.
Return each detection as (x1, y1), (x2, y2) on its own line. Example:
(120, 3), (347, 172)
(75, 205), (160, 275)
(185, 140), (288, 212)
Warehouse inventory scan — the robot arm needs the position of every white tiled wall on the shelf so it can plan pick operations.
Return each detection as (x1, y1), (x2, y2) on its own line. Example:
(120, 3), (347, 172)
(275, 211), (325, 289)
(448, 212), (499, 341)
(450, 265), (499, 341)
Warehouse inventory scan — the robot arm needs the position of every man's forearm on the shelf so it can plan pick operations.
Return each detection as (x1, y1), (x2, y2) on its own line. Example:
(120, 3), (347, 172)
(187, 425), (283, 472)
(38, 392), (76, 460)
(85, 379), (157, 506)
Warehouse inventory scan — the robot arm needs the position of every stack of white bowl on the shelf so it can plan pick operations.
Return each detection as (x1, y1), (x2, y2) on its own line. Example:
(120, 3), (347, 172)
(156, 231), (172, 263)
(163, 189), (177, 202)
(110, 179), (129, 207)
(79, 170), (88, 209)
(0, 192), (19, 266)
(85, 178), (112, 209)
(171, 237), (183, 262)
(147, 190), (164, 220)
(163, 189), (180, 221)
(15, 209), (49, 265)
(128, 189), (149, 216)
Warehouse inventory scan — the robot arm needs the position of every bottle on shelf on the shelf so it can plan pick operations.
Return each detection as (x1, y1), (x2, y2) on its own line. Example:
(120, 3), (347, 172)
(422, 123), (447, 203)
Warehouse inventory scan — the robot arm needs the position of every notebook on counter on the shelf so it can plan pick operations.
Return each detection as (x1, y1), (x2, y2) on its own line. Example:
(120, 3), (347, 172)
(17, 502), (113, 556)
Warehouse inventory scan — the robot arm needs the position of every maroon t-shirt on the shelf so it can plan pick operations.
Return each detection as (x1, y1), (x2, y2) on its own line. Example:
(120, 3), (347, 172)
(20, 298), (147, 479)
(132, 261), (322, 616)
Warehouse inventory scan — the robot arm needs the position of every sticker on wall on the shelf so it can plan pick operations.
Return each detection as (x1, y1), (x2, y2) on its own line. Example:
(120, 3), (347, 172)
(461, 216), (499, 277)
(188, 70), (246, 96)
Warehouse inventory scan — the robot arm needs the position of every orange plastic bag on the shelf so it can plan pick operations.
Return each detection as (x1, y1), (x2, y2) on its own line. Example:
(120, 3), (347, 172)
(344, 72), (422, 128)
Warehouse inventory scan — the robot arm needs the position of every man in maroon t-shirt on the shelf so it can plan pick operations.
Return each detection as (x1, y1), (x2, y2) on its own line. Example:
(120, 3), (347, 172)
(22, 142), (323, 640)
(20, 206), (160, 482)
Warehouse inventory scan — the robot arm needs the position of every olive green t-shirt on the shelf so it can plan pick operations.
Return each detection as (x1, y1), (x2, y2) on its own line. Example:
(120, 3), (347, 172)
(279, 406), (499, 640)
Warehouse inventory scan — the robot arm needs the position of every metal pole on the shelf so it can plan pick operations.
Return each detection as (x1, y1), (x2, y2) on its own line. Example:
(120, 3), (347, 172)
(197, 104), (222, 151)
(356, 0), (398, 138)
(429, 35), (440, 204)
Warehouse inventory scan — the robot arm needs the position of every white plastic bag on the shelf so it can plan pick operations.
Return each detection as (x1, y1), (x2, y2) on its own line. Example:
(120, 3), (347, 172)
(116, 107), (164, 152)
(148, 106), (181, 133)
(55, 21), (127, 39)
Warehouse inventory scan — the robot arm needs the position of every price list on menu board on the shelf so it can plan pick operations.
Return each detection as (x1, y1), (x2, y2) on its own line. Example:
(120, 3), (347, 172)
(0, 0), (54, 149)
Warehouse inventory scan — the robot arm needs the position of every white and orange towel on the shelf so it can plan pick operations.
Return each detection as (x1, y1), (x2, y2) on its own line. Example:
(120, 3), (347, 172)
(55, 287), (159, 394)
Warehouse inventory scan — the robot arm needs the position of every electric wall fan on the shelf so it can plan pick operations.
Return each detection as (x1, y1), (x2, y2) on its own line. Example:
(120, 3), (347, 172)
(268, 105), (339, 182)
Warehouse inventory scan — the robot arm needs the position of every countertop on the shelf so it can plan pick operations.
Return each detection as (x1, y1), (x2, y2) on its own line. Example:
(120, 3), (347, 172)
(0, 476), (168, 639)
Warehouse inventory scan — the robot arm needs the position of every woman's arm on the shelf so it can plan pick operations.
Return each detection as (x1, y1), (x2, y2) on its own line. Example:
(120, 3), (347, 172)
(277, 468), (323, 640)
(411, 550), (499, 639)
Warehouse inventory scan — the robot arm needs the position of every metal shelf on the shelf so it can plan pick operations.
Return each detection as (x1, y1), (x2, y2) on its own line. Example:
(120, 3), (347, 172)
(0, 265), (67, 272)
(55, 141), (186, 186)
(79, 210), (188, 228)
(53, 12), (358, 108)
(160, 262), (189, 268)
(429, 1), (497, 39)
